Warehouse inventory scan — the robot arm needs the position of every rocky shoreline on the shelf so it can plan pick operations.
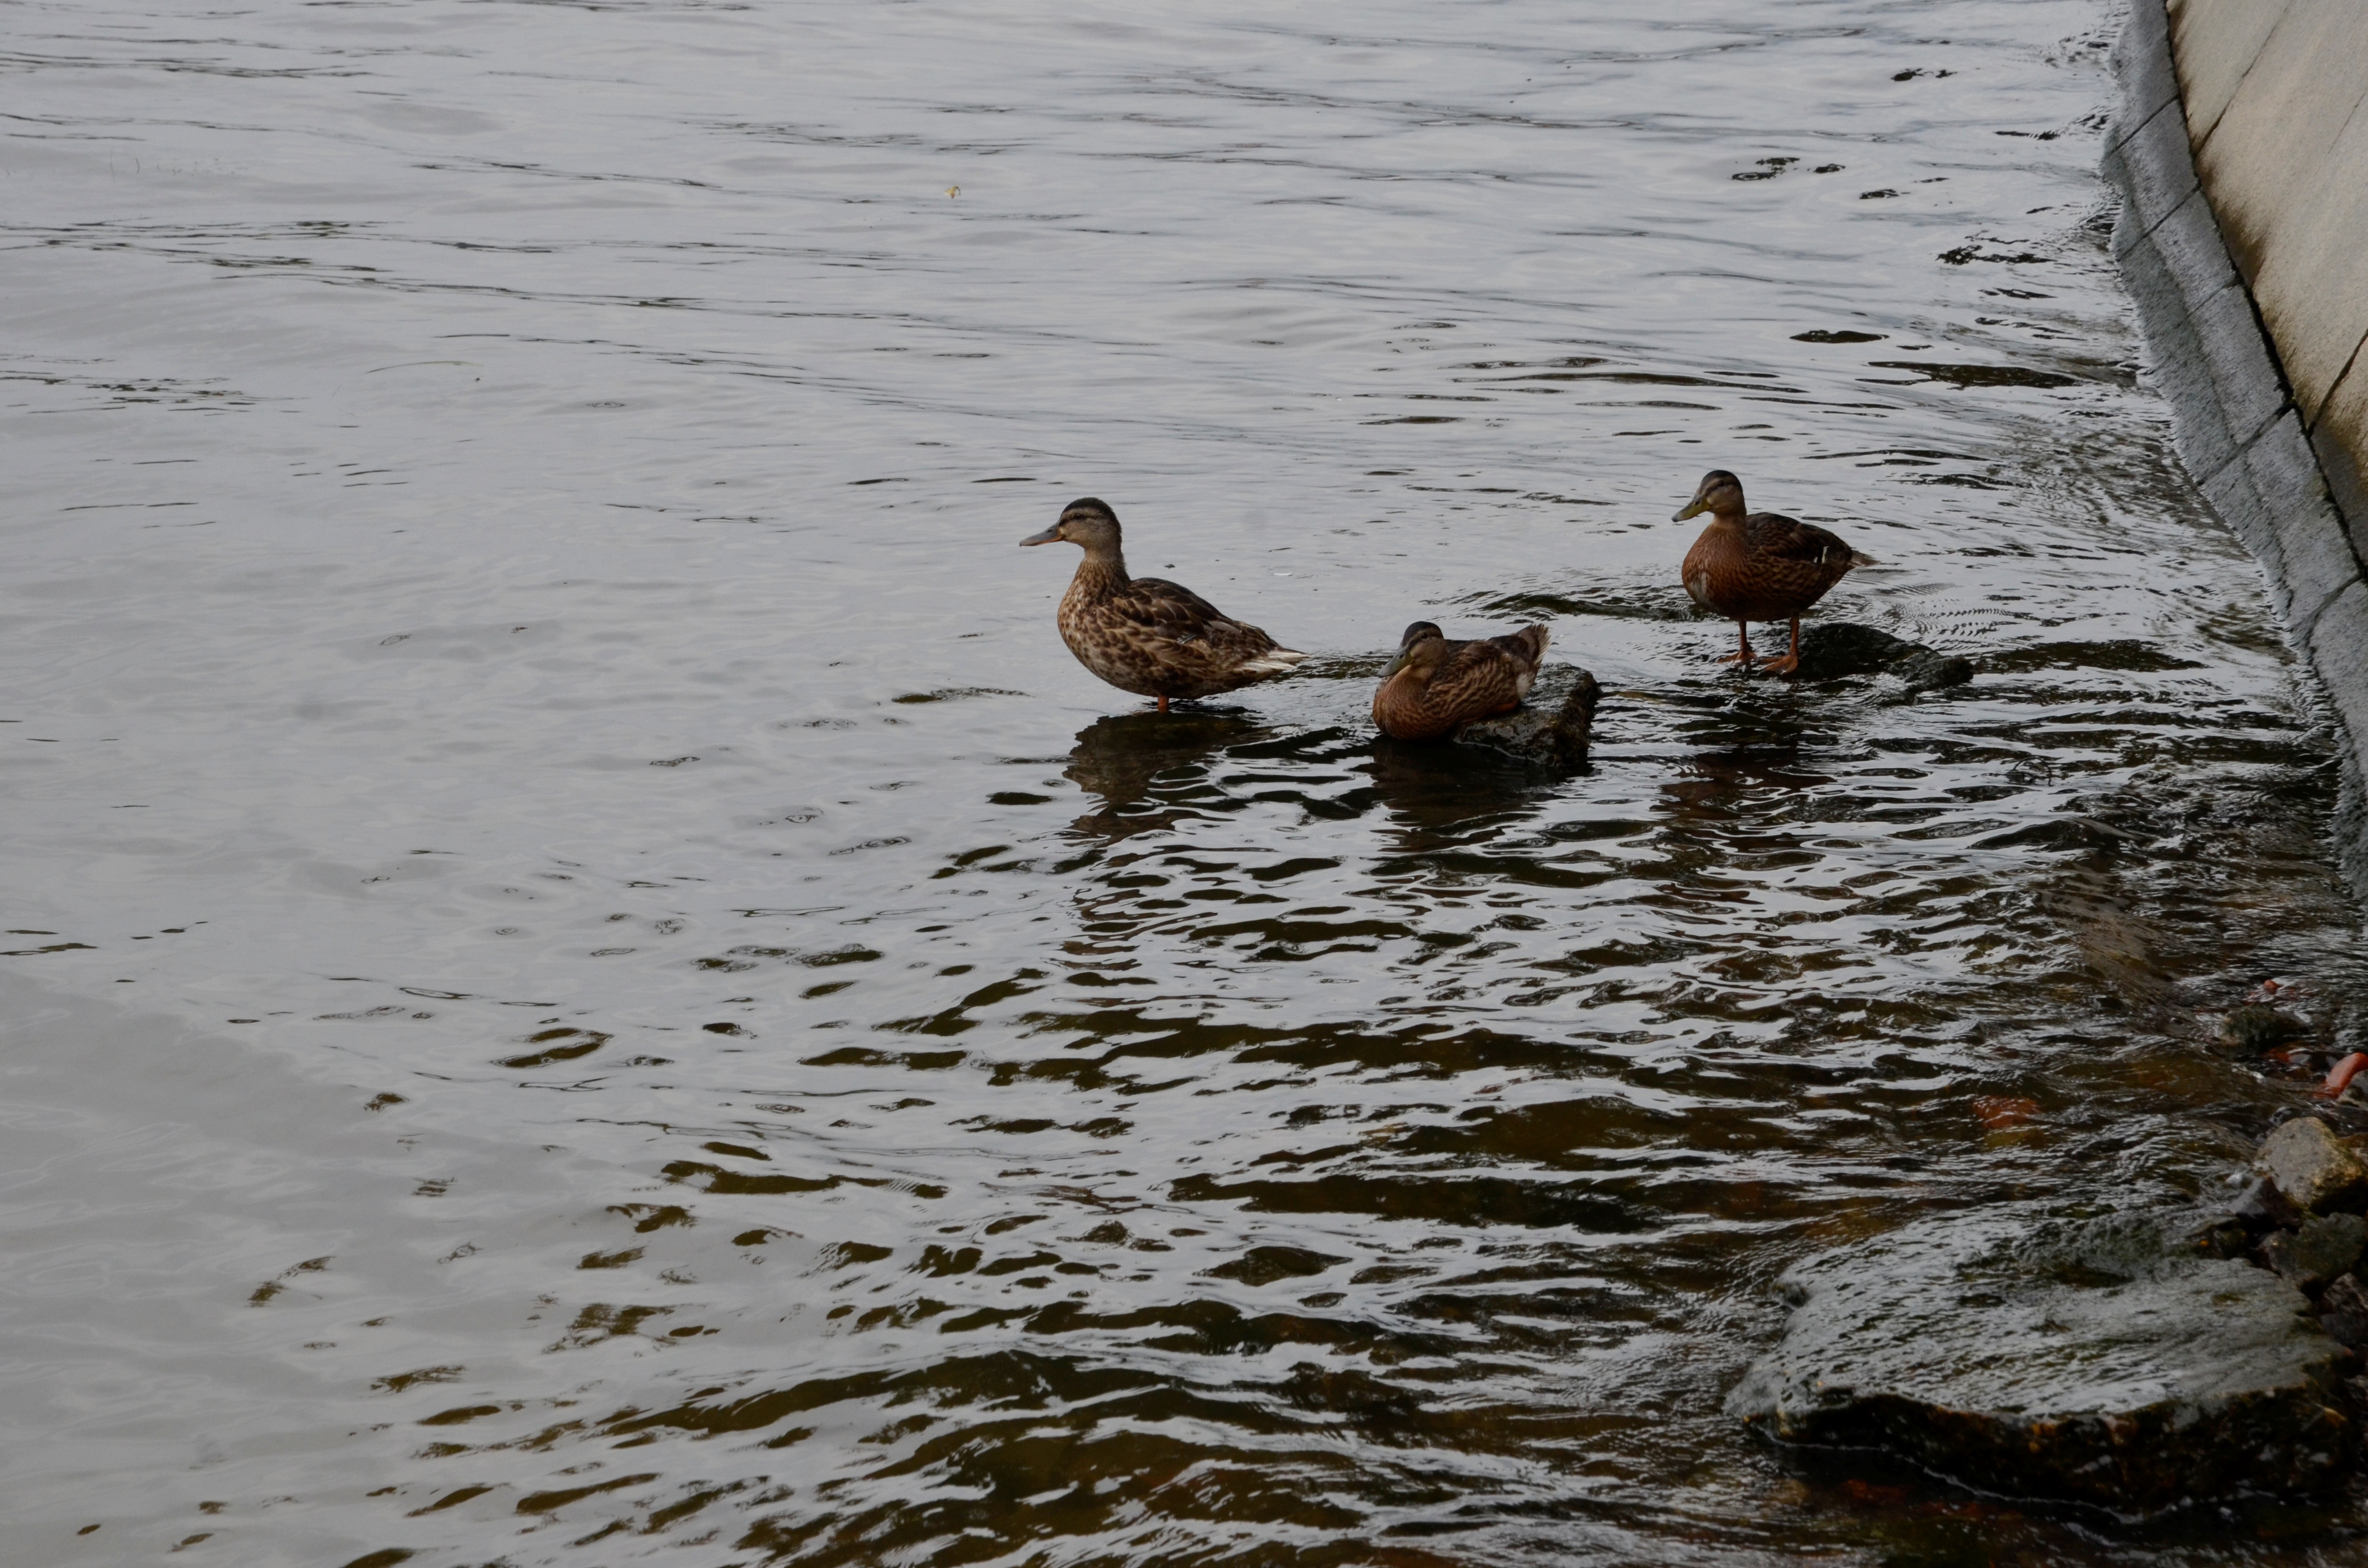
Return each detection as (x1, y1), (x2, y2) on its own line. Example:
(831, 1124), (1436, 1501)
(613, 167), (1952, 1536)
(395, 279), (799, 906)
(1729, 1209), (2352, 1516)
(1733, 1004), (2368, 1517)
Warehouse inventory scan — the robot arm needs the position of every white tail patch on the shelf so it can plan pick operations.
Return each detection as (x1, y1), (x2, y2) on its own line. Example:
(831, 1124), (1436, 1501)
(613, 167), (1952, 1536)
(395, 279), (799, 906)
(1244, 649), (1307, 675)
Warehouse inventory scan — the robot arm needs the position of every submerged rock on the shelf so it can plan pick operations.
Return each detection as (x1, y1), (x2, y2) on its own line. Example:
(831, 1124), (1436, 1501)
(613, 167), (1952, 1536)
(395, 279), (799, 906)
(1792, 622), (1973, 696)
(2220, 1003), (2311, 1051)
(2167, 1207), (2252, 1259)
(1728, 1211), (2351, 1514)
(1449, 664), (1601, 772)
(2258, 1117), (2368, 1215)
(2231, 1174), (2305, 1234)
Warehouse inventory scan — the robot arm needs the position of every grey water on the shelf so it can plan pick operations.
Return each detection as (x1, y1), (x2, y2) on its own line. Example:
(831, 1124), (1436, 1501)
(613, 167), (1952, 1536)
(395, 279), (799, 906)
(4, 0), (2367, 1563)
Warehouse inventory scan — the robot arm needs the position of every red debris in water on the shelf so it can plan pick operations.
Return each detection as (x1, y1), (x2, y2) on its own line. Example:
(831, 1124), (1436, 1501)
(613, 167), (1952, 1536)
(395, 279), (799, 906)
(1971, 1096), (2040, 1130)
(2319, 1053), (2368, 1098)
(1842, 1479), (1910, 1506)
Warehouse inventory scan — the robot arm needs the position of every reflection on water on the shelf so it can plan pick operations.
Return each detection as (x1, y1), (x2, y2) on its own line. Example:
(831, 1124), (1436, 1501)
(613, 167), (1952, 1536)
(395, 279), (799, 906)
(1065, 710), (1275, 836)
(1366, 735), (1564, 847)
(2, 0), (2367, 1563)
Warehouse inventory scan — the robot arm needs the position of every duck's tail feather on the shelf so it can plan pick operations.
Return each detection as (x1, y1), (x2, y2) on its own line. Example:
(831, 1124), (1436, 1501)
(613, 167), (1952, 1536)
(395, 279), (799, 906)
(1243, 648), (1307, 676)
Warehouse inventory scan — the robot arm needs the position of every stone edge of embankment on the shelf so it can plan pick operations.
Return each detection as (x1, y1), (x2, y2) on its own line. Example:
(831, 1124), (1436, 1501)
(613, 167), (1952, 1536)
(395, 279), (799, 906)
(2103, 0), (2368, 890)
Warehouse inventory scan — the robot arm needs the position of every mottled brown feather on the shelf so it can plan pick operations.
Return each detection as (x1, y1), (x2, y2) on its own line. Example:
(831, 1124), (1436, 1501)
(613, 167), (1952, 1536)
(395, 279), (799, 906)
(1680, 511), (1863, 623)
(1373, 625), (1549, 741)
(1031, 500), (1304, 702)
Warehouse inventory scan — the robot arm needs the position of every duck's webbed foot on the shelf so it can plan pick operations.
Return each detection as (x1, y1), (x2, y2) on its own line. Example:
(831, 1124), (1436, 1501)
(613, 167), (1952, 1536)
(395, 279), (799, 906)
(1754, 617), (1804, 678)
(1719, 623), (1755, 667)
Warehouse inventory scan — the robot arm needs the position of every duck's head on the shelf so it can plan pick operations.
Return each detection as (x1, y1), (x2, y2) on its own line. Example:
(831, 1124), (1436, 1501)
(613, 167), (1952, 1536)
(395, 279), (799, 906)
(1672, 469), (1745, 522)
(1021, 496), (1122, 551)
(1382, 626), (1449, 681)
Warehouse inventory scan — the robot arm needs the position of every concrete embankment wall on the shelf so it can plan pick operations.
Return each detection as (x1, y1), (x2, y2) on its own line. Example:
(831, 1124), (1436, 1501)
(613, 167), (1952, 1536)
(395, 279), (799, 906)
(2106, 1), (2368, 875)
(2173, 3), (2368, 521)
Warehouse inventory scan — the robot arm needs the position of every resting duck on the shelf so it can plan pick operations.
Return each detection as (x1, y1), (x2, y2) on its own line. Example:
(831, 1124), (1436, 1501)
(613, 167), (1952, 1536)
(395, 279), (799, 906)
(1372, 621), (1548, 740)
(1675, 469), (1873, 675)
(1021, 497), (1305, 711)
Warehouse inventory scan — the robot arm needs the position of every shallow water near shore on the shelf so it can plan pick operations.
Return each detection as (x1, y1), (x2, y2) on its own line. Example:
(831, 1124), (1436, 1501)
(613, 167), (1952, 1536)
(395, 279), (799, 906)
(5, 0), (2368, 1563)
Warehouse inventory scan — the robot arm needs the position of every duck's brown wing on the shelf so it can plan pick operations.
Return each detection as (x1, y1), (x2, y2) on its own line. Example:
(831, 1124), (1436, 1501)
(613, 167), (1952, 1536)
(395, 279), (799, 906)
(1702, 512), (1864, 619)
(1117, 576), (1291, 657)
(1741, 512), (1861, 571)
(1426, 631), (1542, 721)
(1102, 576), (1305, 693)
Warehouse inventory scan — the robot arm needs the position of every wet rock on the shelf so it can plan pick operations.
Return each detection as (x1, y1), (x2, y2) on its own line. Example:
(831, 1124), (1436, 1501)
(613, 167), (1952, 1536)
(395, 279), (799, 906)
(1792, 622), (1974, 696)
(2220, 1003), (2311, 1051)
(2168, 1208), (2252, 1259)
(1450, 665), (1601, 772)
(2265, 1213), (2368, 1290)
(2258, 1117), (2368, 1215)
(2321, 1274), (2368, 1348)
(1728, 1211), (2351, 1513)
(2231, 1174), (2304, 1235)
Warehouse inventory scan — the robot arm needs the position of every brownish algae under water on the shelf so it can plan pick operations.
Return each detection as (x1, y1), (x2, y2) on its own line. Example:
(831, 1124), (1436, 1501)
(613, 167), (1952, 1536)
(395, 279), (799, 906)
(4, 0), (2368, 1564)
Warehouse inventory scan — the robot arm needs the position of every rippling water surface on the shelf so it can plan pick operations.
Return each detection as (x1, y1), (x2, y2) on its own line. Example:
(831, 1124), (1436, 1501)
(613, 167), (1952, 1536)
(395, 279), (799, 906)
(8, 0), (2368, 1562)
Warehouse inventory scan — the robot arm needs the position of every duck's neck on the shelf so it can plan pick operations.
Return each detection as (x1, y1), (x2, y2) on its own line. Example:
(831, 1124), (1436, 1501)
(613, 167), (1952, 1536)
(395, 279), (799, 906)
(1705, 505), (1747, 529)
(1071, 543), (1131, 600)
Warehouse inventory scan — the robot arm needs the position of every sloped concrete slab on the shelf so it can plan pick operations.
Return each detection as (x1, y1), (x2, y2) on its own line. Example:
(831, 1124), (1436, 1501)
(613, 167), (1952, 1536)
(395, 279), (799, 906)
(2167, 0), (2289, 146)
(2109, 0), (2368, 892)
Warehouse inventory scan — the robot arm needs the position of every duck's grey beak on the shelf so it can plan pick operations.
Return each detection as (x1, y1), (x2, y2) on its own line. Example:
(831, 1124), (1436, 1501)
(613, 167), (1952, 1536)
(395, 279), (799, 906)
(1019, 524), (1061, 546)
(1672, 491), (1708, 522)
(1381, 649), (1410, 678)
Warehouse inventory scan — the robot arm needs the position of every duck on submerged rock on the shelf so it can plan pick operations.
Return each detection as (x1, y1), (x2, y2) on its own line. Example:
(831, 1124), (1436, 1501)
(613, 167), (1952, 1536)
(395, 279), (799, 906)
(1021, 497), (1305, 712)
(1372, 620), (1549, 740)
(1675, 469), (1874, 676)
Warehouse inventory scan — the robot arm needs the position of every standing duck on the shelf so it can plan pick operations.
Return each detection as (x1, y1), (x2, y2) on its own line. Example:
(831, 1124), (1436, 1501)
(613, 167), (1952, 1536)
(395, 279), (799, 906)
(1674, 469), (1873, 675)
(1372, 621), (1549, 740)
(1020, 497), (1305, 711)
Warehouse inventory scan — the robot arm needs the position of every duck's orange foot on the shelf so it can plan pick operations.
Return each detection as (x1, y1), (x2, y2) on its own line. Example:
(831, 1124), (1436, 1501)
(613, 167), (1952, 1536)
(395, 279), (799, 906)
(1717, 650), (1757, 668)
(1755, 653), (1801, 677)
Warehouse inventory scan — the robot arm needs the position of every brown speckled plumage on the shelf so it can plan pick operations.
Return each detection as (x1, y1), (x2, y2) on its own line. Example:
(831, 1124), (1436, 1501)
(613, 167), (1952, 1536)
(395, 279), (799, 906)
(1674, 469), (1872, 675)
(1373, 622), (1548, 741)
(1022, 497), (1304, 710)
